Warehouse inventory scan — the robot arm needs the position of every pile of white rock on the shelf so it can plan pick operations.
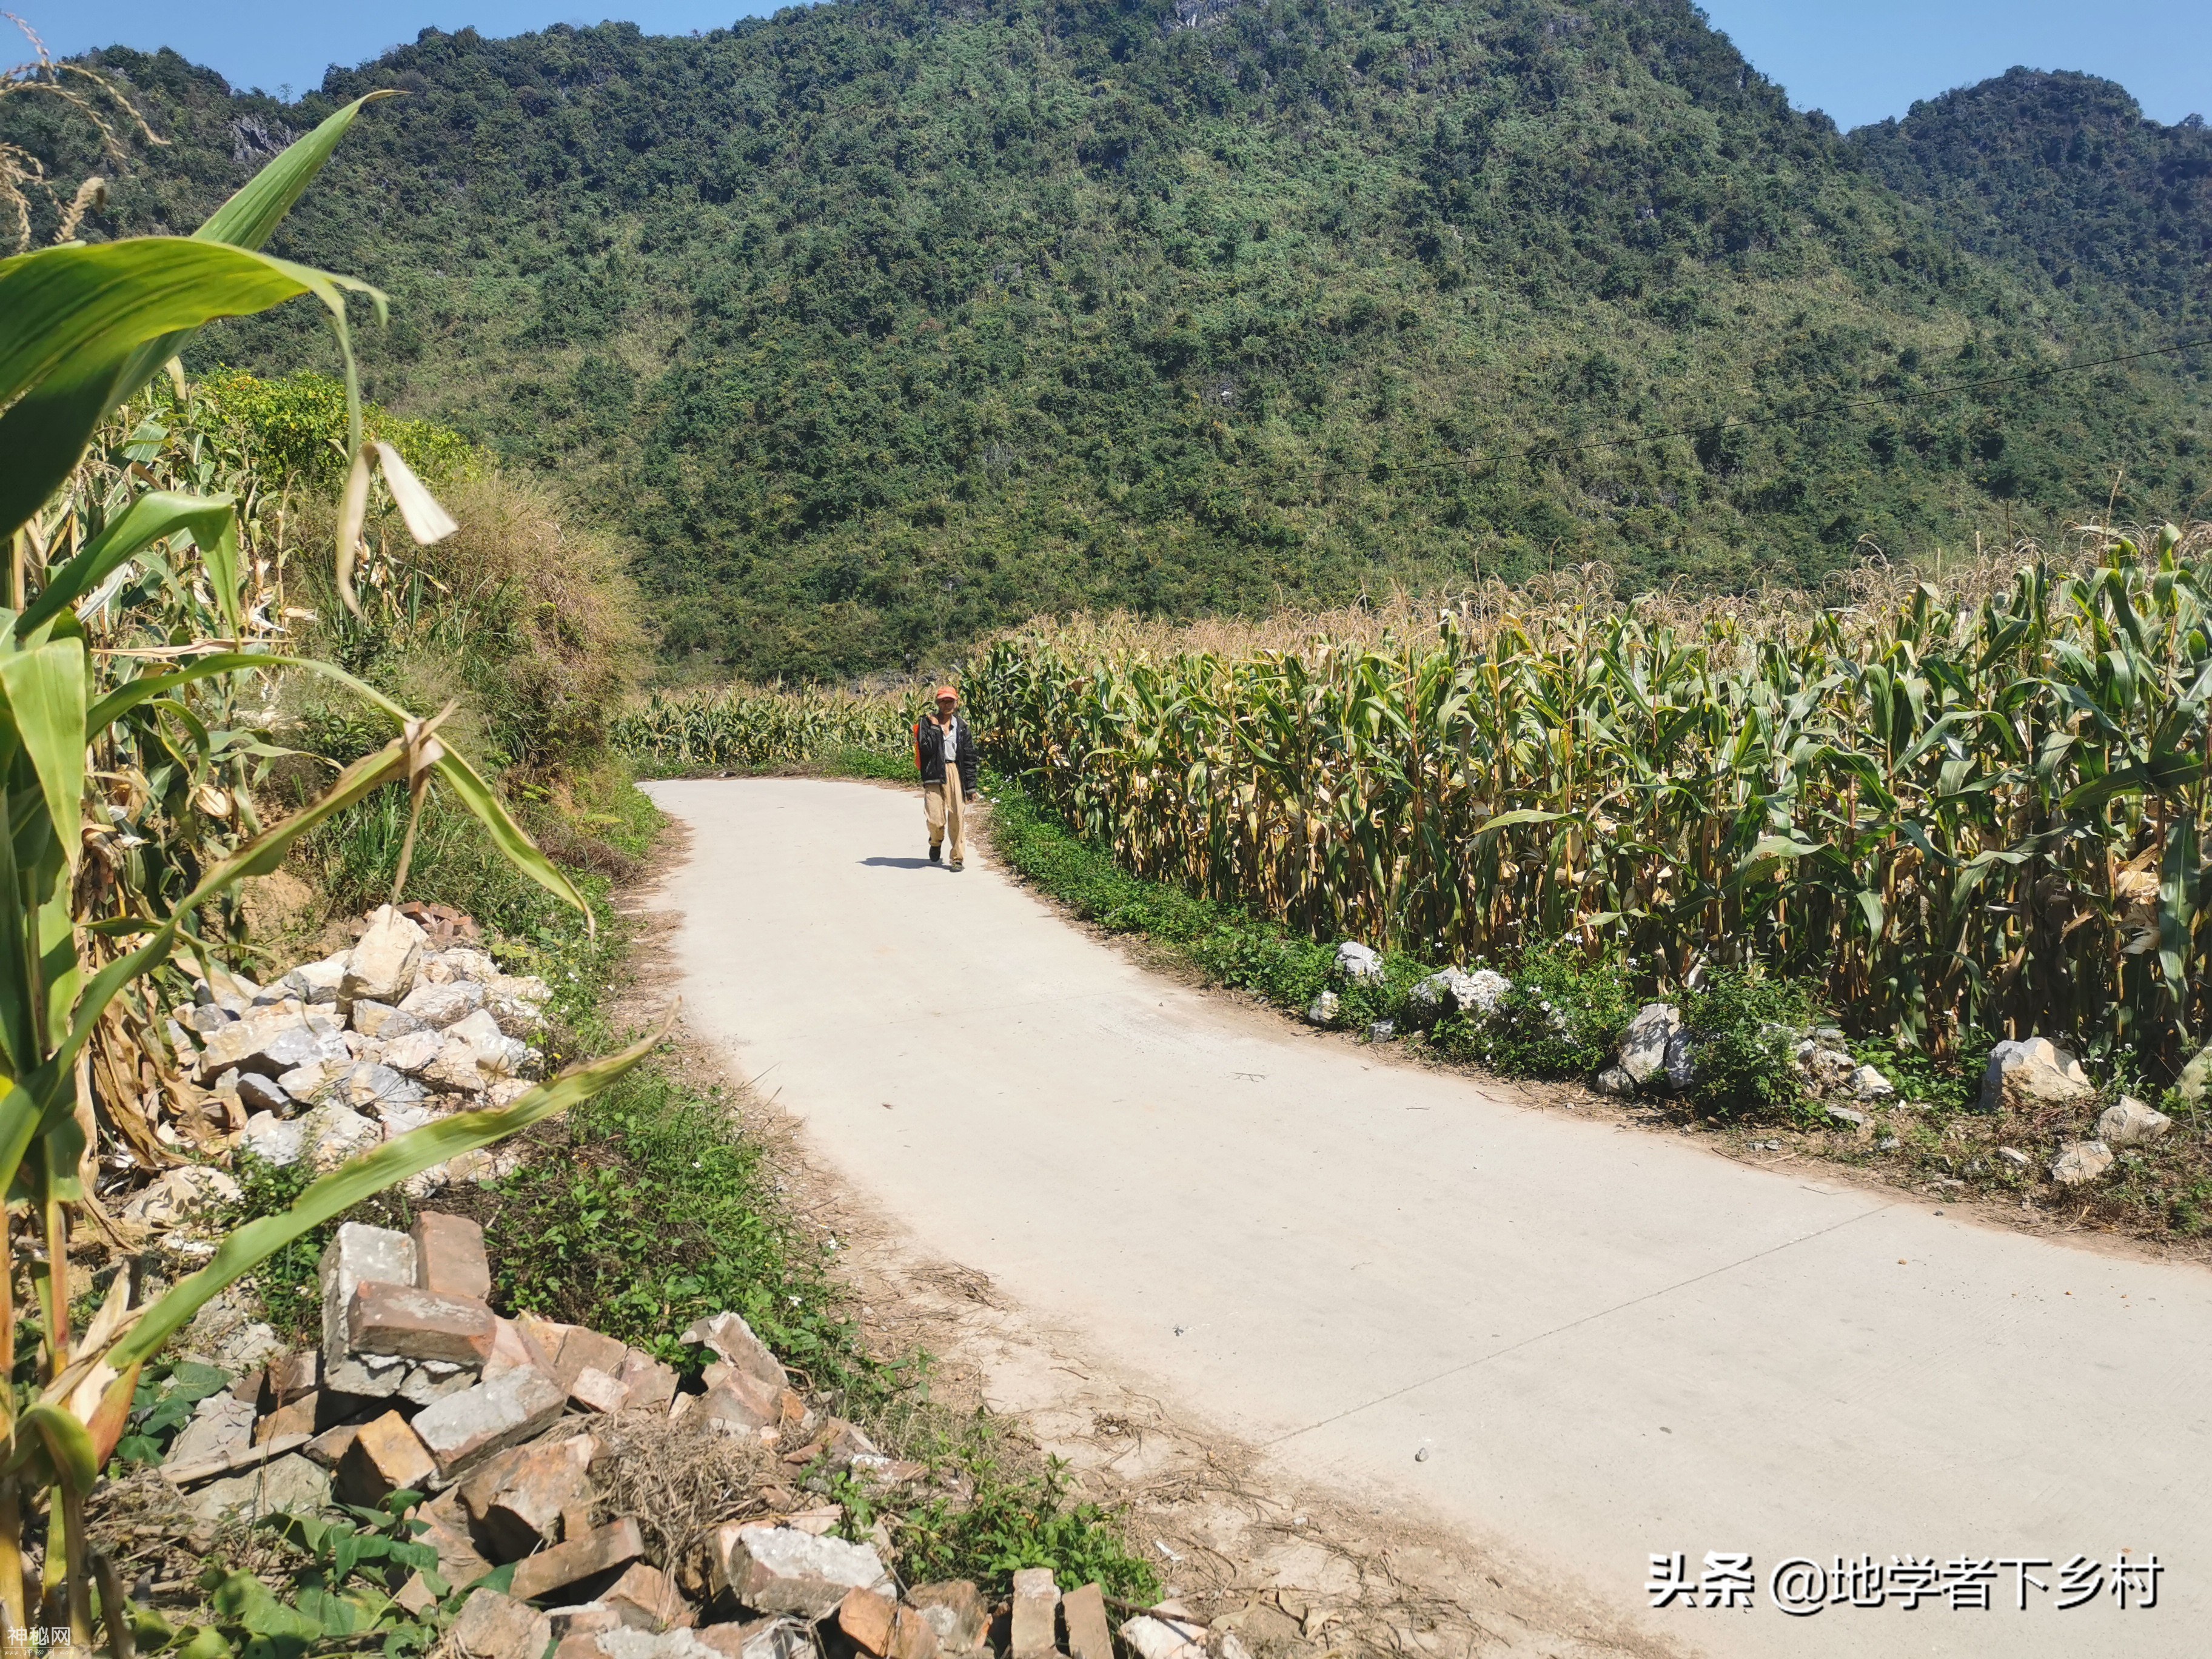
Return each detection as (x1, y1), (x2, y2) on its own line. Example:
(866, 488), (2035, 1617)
(164, 904), (552, 1193)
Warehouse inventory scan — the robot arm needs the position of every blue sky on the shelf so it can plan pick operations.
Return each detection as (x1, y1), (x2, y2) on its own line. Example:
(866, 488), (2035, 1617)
(23, 1), (2210, 129)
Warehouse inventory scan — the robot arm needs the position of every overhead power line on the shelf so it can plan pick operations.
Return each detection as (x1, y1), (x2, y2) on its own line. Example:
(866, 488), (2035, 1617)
(1423, 333), (2212, 477)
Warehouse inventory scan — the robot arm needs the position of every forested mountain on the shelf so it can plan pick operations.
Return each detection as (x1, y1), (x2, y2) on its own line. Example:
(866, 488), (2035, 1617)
(16, 0), (2212, 677)
(1854, 68), (2212, 324)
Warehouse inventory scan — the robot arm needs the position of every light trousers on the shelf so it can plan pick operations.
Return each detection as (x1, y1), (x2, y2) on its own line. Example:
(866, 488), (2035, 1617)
(923, 780), (967, 863)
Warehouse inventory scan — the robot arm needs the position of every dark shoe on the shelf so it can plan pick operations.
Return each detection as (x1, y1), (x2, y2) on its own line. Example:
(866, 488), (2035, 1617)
(928, 844), (941, 863)
(949, 859), (965, 872)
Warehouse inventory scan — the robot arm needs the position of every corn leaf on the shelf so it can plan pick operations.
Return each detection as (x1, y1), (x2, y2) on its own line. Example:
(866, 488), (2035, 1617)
(0, 239), (381, 541)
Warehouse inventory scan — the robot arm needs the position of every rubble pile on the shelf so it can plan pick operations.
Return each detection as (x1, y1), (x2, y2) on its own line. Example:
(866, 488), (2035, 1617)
(148, 904), (552, 1199)
(158, 1213), (1238, 1659)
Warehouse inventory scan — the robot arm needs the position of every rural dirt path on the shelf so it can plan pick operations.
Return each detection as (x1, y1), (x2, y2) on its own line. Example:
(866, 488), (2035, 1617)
(643, 777), (2210, 1658)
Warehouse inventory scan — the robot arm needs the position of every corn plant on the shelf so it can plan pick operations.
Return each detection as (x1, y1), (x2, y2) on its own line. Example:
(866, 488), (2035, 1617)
(960, 535), (2212, 1071)
(1, 95), (658, 1652)
(611, 682), (926, 769)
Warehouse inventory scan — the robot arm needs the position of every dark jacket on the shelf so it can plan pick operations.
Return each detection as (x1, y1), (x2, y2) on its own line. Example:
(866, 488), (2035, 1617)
(914, 715), (979, 794)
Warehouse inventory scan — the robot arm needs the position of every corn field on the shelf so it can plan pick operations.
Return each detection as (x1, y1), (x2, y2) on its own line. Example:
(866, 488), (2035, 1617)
(612, 683), (928, 769)
(960, 528), (2212, 1070)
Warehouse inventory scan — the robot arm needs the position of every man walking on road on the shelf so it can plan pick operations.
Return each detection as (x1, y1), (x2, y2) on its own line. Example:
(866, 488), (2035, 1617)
(915, 685), (980, 870)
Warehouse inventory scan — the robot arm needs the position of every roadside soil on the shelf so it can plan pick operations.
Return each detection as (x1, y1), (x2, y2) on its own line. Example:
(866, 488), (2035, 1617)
(613, 813), (1682, 1659)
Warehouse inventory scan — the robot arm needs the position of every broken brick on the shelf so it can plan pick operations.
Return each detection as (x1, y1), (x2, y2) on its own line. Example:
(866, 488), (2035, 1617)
(695, 1377), (777, 1435)
(412, 1210), (493, 1302)
(602, 1561), (695, 1632)
(419, 1487), (494, 1591)
(254, 1392), (319, 1444)
(486, 1316), (559, 1380)
(1061, 1584), (1113, 1659)
(348, 1279), (497, 1366)
(555, 1327), (629, 1393)
(509, 1517), (645, 1603)
(708, 1524), (888, 1620)
(452, 1588), (551, 1659)
(303, 1423), (360, 1469)
(907, 1584), (984, 1655)
(839, 1587), (896, 1655)
(617, 1349), (678, 1413)
(337, 1411), (437, 1507)
(413, 1366), (566, 1475)
(679, 1313), (788, 1395)
(462, 1435), (595, 1562)
(1010, 1567), (1059, 1658)
(570, 1366), (628, 1413)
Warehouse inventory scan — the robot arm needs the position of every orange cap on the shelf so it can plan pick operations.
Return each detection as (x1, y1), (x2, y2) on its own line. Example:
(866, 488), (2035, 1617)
(933, 685), (958, 701)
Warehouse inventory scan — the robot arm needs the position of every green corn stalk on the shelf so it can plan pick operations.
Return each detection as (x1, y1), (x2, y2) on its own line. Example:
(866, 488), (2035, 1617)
(0, 95), (661, 1653)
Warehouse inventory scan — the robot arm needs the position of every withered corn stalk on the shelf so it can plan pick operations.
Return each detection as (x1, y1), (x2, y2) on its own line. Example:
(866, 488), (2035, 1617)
(963, 527), (2212, 1068)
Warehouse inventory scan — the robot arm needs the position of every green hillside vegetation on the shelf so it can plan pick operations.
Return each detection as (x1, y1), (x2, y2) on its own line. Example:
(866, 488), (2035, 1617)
(1854, 69), (2212, 324)
(16, 0), (2211, 678)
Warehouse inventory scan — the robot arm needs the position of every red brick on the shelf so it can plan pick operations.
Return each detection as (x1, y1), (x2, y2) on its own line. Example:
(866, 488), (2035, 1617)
(617, 1349), (677, 1413)
(412, 1210), (493, 1302)
(461, 1436), (595, 1562)
(255, 1393), (319, 1444)
(508, 1518), (645, 1603)
(348, 1279), (496, 1365)
(337, 1410), (437, 1506)
(554, 1327), (628, 1393)
(570, 1366), (627, 1413)
(602, 1561), (694, 1632)
(1062, 1583), (1113, 1659)
(839, 1587), (896, 1655)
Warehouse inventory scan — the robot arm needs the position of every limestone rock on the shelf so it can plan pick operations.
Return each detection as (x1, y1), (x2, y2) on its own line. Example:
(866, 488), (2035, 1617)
(236, 1073), (292, 1116)
(1118, 1613), (1207, 1659)
(1981, 1037), (2093, 1113)
(303, 1103), (382, 1171)
(167, 1392), (257, 1467)
(2179, 1042), (2212, 1111)
(281, 954), (350, 1006)
(1617, 1004), (1681, 1085)
(120, 1164), (241, 1229)
(344, 905), (429, 1007)
(238, 1110), (306, 1167)
(401, 978), (486, 1030)
(1851, 1064), (1895, 1100)
(1303, 990), (1339, 1027)
(2098, 1096), (2171, 1147)
(381, 1028), (448, 1075)
(1594, 1065), (1635, 1096)
(2050, 1141), (2114, 1186)
(1661, 1028), (1697, 1093)
(1332, 941), (1384, 982)
(190, 1453), (330, 1523)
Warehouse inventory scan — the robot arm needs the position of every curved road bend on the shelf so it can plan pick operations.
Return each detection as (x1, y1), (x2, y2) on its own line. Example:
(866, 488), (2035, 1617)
(643, 777), (2211, 1659)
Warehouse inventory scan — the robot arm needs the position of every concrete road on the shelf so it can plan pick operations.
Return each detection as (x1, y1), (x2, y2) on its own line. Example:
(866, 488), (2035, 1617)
(644, 777), (2211, 1658)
